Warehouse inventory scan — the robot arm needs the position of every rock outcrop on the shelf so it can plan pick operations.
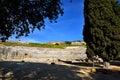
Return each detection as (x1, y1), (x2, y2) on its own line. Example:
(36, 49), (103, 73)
(0, 46), (87, 62)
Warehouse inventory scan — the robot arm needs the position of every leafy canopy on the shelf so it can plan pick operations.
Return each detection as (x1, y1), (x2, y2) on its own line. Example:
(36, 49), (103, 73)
(83, 0), (120, 61)
(0, 0), (64, 42)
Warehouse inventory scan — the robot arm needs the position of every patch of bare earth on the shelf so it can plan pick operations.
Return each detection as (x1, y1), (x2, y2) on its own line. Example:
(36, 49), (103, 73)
(0, 59), (120, 80)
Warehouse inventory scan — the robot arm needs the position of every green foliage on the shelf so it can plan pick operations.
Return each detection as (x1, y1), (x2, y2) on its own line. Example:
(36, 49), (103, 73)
(65, 41), (71, 45)
(1, 42), (27, 46)
(0, 41), (85, 49)
(28, 43), (67, 49)
(83, 0), (120, 61)
(0, 0), (63, 42)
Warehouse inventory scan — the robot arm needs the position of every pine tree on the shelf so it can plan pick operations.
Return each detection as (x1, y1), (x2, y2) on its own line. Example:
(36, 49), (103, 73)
(83, 0), (120, 68)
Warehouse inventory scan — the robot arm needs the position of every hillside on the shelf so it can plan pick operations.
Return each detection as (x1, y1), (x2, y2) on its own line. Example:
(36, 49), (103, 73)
(0, 41), (86, 49)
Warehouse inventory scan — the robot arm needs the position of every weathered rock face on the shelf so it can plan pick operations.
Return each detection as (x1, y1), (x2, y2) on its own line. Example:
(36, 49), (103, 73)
(0, 46), (87, 61)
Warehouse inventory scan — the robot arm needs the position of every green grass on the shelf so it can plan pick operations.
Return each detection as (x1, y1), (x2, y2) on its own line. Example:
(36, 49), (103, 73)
(0, 42), (86, 49)
(0, 42), (27, 46)
(28, 43), (68, 49)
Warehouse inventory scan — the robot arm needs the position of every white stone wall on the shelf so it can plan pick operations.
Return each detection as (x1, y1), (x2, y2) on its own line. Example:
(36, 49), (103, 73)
(0, 46), (87, 61)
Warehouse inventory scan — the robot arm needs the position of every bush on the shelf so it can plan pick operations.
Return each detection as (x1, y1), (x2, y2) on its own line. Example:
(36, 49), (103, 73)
(65, 41), (71, 45)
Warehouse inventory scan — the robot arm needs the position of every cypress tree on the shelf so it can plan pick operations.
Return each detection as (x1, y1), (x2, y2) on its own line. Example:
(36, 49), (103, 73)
(83, 0), (120, 66)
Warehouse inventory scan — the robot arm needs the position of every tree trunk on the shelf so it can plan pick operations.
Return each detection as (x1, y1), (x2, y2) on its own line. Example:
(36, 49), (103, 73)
(103, 61), (110, 69)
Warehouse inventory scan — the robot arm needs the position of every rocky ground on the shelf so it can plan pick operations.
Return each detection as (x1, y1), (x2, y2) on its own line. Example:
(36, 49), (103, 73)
(0, 46), (120, 80)
(0, 60), (120, 80)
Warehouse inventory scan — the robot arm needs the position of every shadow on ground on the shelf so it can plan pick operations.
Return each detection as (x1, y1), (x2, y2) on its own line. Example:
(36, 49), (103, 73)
(58, 59), (102, 67)
(58, 60), (120, 80)
(0, 61), (83, 80)
(60, 59), (120, 68)
(0, 61), (120, 80)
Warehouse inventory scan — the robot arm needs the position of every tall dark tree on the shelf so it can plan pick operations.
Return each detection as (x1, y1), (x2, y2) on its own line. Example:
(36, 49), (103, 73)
(0, 0), (63, 42)
(83, 0), (120, 68)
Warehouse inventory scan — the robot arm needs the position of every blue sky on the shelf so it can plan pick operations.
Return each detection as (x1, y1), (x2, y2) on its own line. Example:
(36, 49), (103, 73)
(10, 0), (84, 43)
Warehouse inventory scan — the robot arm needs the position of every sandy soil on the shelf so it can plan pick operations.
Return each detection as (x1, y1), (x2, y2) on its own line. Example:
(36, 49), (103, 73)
(0, 59), (120, 80)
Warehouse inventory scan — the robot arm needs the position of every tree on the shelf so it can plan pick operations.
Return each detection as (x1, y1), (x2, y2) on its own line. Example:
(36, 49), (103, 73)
(0, 0), (63, 42)
(83, 0), (120, 68)
(65, 41), (71, 45)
